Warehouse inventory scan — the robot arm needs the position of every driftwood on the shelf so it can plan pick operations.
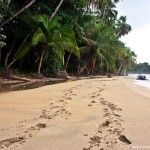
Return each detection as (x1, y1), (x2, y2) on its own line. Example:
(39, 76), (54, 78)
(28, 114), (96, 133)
(107, 73), (112, 78)
(56, 70), (71, 79)
(1, 70), (31, 82)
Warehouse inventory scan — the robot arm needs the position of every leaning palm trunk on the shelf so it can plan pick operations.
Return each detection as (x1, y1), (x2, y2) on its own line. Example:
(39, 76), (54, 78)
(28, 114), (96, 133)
(0, 49), (1, 63)
(0, 0), (36, 27)
(49, 0), (64, 21)
(91, 57), (96, 74)
(2, 0), (65, 73)
(117, 62), (124, 75)
(4, 38), (16, 70)
(78, 61), (88, 75)
(7, 59), (16, 69)
(37, 0), (65, 74)
(38, 49), (45, 74)
(65, 50), (72, 70)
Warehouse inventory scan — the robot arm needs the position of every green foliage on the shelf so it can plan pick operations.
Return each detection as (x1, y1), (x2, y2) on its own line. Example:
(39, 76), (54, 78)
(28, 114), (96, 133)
(43, 50), (63, 76)
(0, 0), (8, 49)
(0, 0), (137, 76)
(129, 63), (150, 74)
(116, 16), (132, 37)
(15, 34), (32, 60)
(0, 0), (9, 17)
(0, 28), (6, 48)
(32, 29), (46, 46)
(14, 14), (80, 70)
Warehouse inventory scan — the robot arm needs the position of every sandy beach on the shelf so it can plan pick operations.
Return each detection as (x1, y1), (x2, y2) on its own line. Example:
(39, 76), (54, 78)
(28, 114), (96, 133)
(0, 77), (150, 150)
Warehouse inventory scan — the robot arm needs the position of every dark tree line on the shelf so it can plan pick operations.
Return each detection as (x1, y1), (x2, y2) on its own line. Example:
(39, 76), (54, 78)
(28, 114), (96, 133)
(129, 63), (150, 74)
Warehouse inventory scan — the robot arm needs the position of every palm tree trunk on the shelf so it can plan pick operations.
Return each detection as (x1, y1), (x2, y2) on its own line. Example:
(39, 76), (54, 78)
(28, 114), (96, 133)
(38, 0), (65, 74)
(78, 61), (88, 75)
(91, 57), (96, 74)
(37, 50), (45, 74)
(117, 62), (124, 75)
(7, 59), (16, 69)
(65, 50), (72, 70)
(77, 60), (81, 74)
(86, 0), (91, 11)
(0, 0), (36, 27)
(49, 0), (64, 21)
(4, 38), (16, 70)
(0, 49), (1, 64)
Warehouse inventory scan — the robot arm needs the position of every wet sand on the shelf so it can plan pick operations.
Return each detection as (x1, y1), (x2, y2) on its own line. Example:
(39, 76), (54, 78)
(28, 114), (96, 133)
(0, 77), (150, 150)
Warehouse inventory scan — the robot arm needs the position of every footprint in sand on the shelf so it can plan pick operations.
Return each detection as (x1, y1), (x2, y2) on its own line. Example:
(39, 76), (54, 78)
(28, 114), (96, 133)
(90, 95), (96, 98)
(83, 134), (88, 137)
(100, 100), (122, 112)
(49, 106), (60, 110)
(28, 133), (32, 138)
(58, 99), (64, 102)
(118, 135), (131, 145)
(91, 100), (96, 103)
(101, 120), (110, 127)
(103, 108), (108, 112)
(66, 97), (72, 100)
(0, 137), (25, 149)
(113, 113), (121, 118)
(85, 98), (125, 150)
(71, 93), (77, 96)
(36, 123), (46, 129)
(96, 94), (101, 97)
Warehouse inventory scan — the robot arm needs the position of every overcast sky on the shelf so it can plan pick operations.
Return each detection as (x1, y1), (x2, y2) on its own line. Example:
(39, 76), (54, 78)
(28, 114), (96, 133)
(117, 0), (150, 64)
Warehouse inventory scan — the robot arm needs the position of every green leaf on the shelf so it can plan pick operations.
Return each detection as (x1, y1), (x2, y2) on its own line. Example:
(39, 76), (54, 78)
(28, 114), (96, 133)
(14, 36), (32, 60)
(32, 28), (46, 46)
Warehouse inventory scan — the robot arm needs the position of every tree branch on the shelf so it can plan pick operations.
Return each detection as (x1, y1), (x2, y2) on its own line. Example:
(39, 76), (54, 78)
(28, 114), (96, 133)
(0, 0), (36, 27)
(49, 0), (64, 21)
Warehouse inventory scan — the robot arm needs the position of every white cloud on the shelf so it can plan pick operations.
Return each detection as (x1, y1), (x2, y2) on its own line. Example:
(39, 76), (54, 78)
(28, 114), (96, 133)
(120, 25), (150, 64)
(117, 0), (150, 64)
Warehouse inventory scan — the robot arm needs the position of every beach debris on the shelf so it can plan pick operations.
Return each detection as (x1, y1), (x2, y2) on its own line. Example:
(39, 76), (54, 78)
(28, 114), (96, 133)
(56, 70), (71, 79)
(89, 135), (101, 145)
(107, 73), (112, 78)
(118, 135), (131, 144)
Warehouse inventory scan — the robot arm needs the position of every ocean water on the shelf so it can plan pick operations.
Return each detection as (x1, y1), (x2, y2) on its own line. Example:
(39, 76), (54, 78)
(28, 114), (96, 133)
(129, 74), (150, 89)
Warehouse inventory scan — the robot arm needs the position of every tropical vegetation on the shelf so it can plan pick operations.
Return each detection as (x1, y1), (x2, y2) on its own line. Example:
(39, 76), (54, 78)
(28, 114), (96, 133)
(0, 0), (136, 77)
(129, 62), (150, 74)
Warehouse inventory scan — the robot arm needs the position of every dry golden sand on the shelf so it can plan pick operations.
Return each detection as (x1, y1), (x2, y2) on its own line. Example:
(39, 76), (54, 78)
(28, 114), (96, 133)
(0, 77), (150, 150)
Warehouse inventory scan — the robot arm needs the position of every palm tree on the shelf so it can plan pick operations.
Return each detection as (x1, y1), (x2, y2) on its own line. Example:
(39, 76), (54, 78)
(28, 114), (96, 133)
(78, 18), (120, 74)
(8, 15), (79, 74)
(86, 0), (120, 10)
(116, 16), (132, 37)
(117, 47), (136, 75)
(0, 0), (65, 27)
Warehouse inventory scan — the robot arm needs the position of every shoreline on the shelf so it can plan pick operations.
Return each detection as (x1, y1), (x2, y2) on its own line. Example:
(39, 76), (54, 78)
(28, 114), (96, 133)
(0, 75), (112, 93)
(0, 77), (150, 149)
(128, 74), (150, 90)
